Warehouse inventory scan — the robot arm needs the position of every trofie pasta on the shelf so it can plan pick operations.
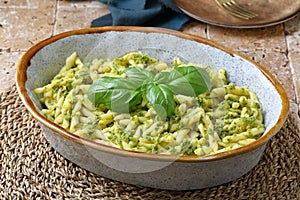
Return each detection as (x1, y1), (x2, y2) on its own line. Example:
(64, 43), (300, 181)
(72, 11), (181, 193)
(34, 52), (265, 156)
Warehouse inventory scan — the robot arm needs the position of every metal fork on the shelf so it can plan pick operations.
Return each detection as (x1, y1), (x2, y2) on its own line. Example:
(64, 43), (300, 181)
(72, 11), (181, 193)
(215, 0), (258, 20)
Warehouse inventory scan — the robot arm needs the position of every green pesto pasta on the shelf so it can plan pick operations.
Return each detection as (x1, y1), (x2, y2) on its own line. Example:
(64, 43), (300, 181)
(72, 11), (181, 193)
(34, 52), (265, 156)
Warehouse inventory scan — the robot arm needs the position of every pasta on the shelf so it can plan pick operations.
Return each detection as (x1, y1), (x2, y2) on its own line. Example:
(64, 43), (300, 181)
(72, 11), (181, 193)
(34, 52), (265, 156)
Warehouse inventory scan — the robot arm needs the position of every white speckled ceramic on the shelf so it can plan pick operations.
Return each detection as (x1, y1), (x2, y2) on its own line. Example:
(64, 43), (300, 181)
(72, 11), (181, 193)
(16, 27), (289, 190)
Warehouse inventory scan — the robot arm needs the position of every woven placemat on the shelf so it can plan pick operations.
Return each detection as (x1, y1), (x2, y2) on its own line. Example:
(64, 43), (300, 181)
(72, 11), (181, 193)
(1, 85), (299, 200)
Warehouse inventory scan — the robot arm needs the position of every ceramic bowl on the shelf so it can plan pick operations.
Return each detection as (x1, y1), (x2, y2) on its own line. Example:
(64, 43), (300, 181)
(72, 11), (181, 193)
(16, 26), (289, 190)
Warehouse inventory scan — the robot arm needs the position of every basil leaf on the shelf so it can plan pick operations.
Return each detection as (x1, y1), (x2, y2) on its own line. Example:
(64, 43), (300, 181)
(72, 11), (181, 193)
(88, 77), (142, 112)
(146, 84), (176, 118)
(153, 71), (172, 83)
(110, 88), (143, 113)
(175, 66), (212, 95)
(124, 67), (154, 85)
(88, 65), (212, 118)
(155, 66), (212, 96)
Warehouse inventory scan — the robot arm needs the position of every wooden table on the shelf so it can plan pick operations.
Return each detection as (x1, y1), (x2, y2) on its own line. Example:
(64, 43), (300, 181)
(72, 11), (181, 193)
(0, 1), (299, 119)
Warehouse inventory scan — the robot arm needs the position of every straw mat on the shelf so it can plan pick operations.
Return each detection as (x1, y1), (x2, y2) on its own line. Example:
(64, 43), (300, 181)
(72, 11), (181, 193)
(1, 85), (299, 199)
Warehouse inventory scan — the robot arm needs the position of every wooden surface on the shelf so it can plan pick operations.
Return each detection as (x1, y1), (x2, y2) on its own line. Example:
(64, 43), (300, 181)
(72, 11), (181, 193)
(0, 0), (299, 121)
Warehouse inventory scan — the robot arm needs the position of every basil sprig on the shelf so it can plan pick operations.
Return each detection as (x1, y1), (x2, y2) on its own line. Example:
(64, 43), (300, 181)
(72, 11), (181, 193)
(88, 66), (212, 118)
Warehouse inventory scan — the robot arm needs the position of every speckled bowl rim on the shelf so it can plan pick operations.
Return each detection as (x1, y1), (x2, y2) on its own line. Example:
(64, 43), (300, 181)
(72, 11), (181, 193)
(16, 26), (289, 162)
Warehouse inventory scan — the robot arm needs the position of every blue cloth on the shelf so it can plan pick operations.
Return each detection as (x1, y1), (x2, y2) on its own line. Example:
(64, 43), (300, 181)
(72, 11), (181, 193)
(91, 0), (190, 30)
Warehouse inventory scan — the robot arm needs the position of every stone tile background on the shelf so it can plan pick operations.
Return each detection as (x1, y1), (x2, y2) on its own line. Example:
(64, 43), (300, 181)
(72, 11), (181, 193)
(0, 0), (299, 117)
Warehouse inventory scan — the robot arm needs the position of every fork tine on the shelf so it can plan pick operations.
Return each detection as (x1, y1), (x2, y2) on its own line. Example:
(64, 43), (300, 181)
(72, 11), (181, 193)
(222, 4), (254, 19)
(223, 3), (256, 19)
(227, 1), (258, 17)
(215, 0), (258, 20)
(223, 8), (253, 20)
(224, 3), (257, 18)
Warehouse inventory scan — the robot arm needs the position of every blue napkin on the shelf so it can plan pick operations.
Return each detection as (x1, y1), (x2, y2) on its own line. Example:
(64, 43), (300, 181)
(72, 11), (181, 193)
(91, 0), (190, 30)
